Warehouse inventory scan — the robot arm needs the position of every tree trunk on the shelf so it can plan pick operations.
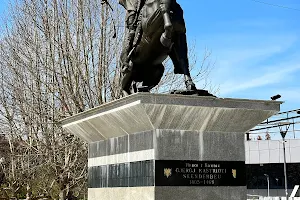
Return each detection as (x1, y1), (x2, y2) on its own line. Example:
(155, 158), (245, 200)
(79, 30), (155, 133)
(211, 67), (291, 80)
(59, 190), (66, 200)
(26, 184), (32, 200)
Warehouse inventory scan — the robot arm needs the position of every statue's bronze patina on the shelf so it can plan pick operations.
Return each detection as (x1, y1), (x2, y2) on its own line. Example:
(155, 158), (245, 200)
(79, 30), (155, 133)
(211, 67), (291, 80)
(119, 0), (211, 96)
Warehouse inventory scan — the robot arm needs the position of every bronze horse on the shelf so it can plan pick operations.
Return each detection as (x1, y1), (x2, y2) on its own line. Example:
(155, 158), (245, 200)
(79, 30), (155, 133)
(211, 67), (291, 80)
(120, 0), (198, 95)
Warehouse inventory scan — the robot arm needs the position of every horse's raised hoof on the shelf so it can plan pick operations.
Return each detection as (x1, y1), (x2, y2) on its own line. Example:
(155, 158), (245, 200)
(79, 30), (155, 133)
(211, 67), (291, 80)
(171, 89), (216, 97)
(185, 80), (197, 91)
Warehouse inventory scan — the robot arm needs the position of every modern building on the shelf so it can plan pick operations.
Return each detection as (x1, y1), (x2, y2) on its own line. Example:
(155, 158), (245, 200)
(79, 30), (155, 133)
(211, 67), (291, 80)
(246, 108), (300, 197)
(245, 139), (300, 196)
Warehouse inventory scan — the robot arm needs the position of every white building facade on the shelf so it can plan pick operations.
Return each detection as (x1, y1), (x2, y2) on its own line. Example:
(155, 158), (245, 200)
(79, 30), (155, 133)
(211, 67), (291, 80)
(246, 139), (300, 196)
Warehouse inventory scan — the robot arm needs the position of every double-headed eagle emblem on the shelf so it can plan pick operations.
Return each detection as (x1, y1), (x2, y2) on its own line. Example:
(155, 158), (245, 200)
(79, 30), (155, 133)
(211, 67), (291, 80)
(232, 169), (237, 179)
(164, 168), (172, 178)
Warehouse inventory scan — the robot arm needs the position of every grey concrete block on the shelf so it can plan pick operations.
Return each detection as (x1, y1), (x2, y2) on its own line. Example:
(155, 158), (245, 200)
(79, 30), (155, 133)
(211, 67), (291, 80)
(155, 129), (245, 161)
(129, 130), (154, 152)
(154, 129), (200, 160)
(201, 131), (245, 161)
(155, 186), (247, 200)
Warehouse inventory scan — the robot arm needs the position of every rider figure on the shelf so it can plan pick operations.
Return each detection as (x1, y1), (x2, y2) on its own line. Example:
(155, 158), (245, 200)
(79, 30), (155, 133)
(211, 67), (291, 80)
(119, 0), (197, 94)
(119, 0), (142, 73)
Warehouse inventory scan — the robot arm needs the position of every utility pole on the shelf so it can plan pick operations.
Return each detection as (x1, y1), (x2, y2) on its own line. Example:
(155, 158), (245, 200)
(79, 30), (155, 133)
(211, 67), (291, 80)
(264, 174), (270, 197)
(279, 123), (290, 199)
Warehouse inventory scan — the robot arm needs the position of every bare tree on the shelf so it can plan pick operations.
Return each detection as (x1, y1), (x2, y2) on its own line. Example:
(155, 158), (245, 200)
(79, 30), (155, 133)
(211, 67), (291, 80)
(0, 0), (216, 200)
(153, 45), (218, 94)
(0, 0), (124, 199)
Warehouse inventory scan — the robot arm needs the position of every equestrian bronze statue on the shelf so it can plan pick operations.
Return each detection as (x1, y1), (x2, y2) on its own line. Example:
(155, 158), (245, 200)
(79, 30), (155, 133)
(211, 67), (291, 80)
(119, 0), (210, 96)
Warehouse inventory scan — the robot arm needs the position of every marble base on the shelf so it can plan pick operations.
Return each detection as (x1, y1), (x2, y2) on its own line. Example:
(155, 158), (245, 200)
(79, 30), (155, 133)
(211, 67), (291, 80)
(61, 93), (281, 200)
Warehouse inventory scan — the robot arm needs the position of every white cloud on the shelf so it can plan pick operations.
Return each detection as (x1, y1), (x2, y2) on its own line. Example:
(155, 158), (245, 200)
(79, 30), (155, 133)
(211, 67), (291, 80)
(219, 64), (300, 95)
(278, 89), (300, 103)
(192, 16), (300, 106)
(199, 31), (300, 96)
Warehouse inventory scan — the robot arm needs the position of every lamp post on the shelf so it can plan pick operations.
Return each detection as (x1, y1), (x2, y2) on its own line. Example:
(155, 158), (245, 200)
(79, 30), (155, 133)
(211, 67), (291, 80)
(279, 123), (290, 199)
(264, 174), (270, 197)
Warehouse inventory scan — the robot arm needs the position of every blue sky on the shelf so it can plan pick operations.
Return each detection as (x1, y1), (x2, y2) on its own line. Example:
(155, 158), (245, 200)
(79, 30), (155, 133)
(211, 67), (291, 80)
(177, 0), (300, 113)
(0, 0), (298, 139)
(0, 0), (299, 112)
(0, 1), (9, 15)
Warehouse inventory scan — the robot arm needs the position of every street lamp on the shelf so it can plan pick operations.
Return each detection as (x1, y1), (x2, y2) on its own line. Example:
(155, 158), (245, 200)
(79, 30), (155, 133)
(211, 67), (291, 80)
(279, 122), (290, 199)
(264, 174), (270, 197)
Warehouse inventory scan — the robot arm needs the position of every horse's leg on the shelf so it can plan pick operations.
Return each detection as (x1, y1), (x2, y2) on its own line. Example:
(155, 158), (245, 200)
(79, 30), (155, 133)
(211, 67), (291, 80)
(120, 10), (137, 73)
(160, 0), (173, 48)
(121, 74), (132, 96)
(121, 62), (134, 96)
(142, 63), (164, 91)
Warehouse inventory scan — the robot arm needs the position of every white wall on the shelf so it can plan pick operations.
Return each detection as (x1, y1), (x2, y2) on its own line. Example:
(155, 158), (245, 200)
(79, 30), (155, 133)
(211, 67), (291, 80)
(245, 139), (300, 164)
(247, 197), (300, 200)
(247, 189), (294, 197)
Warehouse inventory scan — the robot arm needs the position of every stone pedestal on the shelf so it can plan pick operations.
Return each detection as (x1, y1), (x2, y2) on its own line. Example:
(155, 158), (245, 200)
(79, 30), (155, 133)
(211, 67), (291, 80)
(61, 93), (281, 200)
